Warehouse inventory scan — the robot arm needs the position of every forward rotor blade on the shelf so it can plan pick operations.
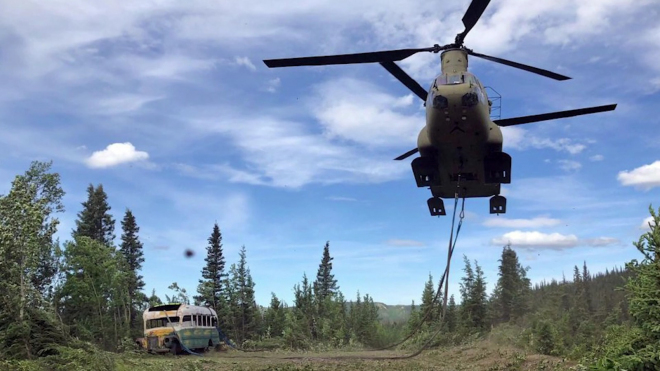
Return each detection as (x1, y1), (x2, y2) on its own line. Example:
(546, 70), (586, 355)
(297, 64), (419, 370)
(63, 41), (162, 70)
(394, 148), (419, 161)
(263, 47), (436, 68)
(380, 61), (428, 101)
(467, 50), (571, 81)
(494, 104), (617, 127)
(461, 0), (491, 39)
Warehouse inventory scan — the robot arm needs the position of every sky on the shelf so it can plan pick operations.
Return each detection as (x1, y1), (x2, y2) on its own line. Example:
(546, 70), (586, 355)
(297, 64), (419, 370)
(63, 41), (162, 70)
(1, 0), (659, 307)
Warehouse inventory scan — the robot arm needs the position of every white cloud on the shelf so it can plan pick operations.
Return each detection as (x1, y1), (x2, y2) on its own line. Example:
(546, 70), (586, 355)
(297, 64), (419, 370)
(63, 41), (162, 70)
(583, 237), (620, 247)
(640, 216), (654, 231)
(327, 196), (358, 202)
(483, 216), (562, 228)
(85, 142), (149, 168)
(265, 78), (281, 93)
(590, 154), (604, 161)
(491, 231), (579, 250)
(311, 78), (422, 147)
(386, 239), (426, 247)
(617, 161), (660, 190)
(235, 56), (256, 71)
(183, 108), (409, 188)
(558, 159), (582, 172)
(501, 127), (587, 154)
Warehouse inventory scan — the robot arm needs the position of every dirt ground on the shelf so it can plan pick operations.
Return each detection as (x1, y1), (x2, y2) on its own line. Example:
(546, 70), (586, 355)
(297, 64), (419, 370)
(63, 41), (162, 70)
(116, 341), (580, 371)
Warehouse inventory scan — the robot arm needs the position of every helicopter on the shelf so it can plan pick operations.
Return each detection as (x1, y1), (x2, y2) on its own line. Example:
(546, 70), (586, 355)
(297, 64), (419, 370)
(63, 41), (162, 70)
(262, 0), (617, 217)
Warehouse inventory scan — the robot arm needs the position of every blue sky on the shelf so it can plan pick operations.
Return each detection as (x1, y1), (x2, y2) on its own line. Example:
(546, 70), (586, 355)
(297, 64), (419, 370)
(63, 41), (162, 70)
(1, 0), (659, 306)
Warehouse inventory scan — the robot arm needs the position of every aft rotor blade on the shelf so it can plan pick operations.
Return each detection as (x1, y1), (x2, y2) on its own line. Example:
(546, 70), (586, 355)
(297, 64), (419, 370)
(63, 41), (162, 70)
(461, 0), (491, 39)
(380, 61), (428, 101)
(467, 50), (571, 81)
(394, 148), (419, 161)
(263, 47), (436, 68)
(494, 104), (617, 127)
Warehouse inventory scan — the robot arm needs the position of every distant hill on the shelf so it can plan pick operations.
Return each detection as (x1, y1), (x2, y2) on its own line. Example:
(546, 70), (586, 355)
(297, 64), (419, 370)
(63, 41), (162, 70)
(374, 302), (413, 324)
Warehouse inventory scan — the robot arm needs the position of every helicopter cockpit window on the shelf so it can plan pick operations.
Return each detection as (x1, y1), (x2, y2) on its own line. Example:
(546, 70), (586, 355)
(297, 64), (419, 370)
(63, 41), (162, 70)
(447, 74), (463, 84)
(435, 74), (465, 86)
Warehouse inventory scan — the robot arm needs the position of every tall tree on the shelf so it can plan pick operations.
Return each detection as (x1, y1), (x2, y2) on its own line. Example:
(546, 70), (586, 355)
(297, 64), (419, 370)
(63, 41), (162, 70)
(119, 209), (145, 329)
(230, 246), (258, 344)
(491, 245), (531, 323)
(73, 184), (115, 246)
(195, 223), (227, 312)
(419, 273), (438, 324)
(264, 293), (286, 338)
(0, 161), (65, 359)
(313, 241), (339, 301)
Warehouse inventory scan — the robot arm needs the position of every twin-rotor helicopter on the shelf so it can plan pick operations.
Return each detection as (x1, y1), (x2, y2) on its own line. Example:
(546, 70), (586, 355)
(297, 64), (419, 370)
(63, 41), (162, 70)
(262, 0), (617, 217)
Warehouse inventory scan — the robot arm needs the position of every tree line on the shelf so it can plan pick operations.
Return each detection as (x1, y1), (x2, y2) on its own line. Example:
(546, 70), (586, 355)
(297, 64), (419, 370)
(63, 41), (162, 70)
(2, 160), (660, 370)
(0, 160), (386, 360)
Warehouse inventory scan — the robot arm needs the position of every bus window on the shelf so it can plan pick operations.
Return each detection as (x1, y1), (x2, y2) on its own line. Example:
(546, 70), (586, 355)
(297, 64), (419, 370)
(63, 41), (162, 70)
(212, 316), (217, 327)
(183, 315), (191, 324)
(146, 317), (179, 329)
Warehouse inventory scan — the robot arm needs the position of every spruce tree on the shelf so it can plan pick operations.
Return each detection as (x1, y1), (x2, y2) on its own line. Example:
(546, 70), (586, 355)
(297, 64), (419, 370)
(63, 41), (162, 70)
(195, 223), (227, 312)
(492, 244), (530, 323)
(73, 184), (115, 246)
(119, 208), (145, 329)
(419, 273), (437, 324)
(314, 241), (339, 300)
(264, 293), (286, 338)
(446, 295), (457, 333)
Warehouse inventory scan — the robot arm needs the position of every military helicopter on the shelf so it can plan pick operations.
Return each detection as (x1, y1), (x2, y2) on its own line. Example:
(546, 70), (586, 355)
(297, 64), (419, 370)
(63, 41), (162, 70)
(262, 0), (617, 217)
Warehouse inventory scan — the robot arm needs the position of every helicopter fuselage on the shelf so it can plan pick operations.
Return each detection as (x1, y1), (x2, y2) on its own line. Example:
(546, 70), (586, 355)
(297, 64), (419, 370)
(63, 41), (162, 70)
(413, 49), (508, 202)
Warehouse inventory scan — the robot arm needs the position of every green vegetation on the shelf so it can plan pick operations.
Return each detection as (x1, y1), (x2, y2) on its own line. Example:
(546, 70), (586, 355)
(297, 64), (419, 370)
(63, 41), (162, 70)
(1, 160), (659, 370)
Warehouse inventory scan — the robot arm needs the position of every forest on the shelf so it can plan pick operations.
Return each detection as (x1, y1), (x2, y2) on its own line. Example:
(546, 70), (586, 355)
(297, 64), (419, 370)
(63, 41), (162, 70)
(1, 160), (660, 370)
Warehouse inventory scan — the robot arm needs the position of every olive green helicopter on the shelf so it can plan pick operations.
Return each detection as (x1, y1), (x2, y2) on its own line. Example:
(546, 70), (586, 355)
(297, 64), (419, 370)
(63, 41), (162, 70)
(262, 0), (617, 217)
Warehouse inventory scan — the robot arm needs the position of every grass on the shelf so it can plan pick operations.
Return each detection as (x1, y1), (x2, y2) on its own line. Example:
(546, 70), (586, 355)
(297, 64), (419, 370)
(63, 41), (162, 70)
(5, 340), (580, 371)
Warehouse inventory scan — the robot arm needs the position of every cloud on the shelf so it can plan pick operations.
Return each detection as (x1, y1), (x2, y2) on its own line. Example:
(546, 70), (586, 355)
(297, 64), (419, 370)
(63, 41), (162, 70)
(483, 216), (562, 228)
(558, 160), (582, 172)
(590, 154), (604, 161)
(491, 231), (579, 249)
(311, 78), (422, 147)
(235, 56), (256, 71)
(617, 160), (660, 190)
(265, 78), (281, 93)
(640, 216), (654, 231)
(491, 231), (621, 250)
(327, 196), (358, 202)
(386, 239), (426, 247)
(583, 237), (621, 247)
(85, 142), (149, 168)
(182, 108), (410, 188)
(501, 127), (587, 154)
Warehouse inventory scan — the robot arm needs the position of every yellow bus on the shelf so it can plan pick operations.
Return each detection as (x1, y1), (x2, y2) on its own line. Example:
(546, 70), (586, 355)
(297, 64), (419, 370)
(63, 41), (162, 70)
(136, 303), (222, 354)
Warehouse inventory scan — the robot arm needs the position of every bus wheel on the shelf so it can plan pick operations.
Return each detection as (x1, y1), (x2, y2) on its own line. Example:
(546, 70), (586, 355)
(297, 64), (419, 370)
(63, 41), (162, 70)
(170, 341), (181, 355)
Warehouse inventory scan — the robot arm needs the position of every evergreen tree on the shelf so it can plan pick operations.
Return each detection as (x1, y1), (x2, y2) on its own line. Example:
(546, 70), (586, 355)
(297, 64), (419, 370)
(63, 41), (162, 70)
(264, 293), (286, 338)
(231, 245), (258, 344)
(492, 245), (530, 323)
(446, 295), (457, 333)
(313, 241), (339, 301)
(195, 223), (227, 312)
(119, 208), (145, 330)
(73, 184), (115, 246)
(419, 273), (438, 324)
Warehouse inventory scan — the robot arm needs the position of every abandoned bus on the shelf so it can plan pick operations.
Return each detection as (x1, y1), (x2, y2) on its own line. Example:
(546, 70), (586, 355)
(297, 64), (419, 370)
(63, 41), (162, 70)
(136, 303), (221, 354)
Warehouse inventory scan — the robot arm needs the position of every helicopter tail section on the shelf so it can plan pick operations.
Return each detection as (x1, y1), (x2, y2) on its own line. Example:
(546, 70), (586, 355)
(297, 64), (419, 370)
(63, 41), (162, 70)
(484, 152), (511, 184)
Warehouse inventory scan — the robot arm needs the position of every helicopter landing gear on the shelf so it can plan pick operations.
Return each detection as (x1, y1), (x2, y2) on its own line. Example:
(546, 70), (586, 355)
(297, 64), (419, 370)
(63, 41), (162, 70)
(490, 195), (506, 214)
(427, 197), (447, 216)
(484, 152), (511, 184)
(412, 157), (440, 187)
